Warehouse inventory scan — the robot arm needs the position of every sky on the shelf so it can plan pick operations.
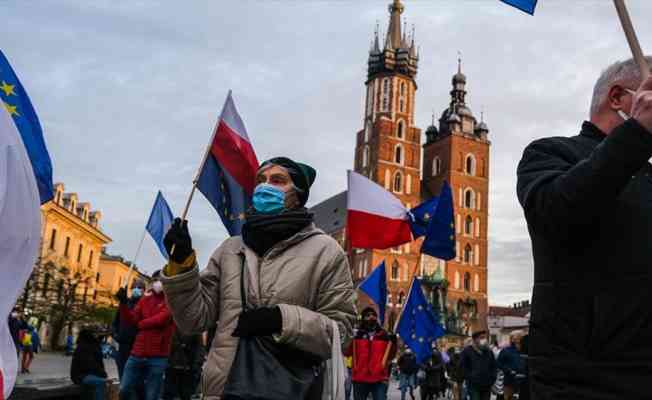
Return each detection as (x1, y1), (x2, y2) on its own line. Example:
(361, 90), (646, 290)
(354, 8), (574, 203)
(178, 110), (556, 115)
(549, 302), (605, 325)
(3, 0), (650, 306)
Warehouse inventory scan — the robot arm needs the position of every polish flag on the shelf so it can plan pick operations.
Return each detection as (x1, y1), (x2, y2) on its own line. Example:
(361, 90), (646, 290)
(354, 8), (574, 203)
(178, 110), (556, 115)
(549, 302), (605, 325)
(347, 170), (413, 249)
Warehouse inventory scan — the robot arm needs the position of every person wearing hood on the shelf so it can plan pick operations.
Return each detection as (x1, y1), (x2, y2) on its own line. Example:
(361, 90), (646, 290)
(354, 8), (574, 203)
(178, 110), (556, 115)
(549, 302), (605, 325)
(112, 278), (146, 380)
(71, 328), (108, 400)
(160, 157), (356, 400)
(116, 271), (175, 400)
(345, 307), (397, 400)
(460, 331), (497, 400)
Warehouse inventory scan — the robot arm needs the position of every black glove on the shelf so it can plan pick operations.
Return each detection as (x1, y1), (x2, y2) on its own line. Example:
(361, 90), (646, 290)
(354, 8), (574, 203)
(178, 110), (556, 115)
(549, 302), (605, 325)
(389, 333), (398, 345)
(232, 307), (282, 338)
(163, 218), (193, 263)
(115, 287), (128, 304)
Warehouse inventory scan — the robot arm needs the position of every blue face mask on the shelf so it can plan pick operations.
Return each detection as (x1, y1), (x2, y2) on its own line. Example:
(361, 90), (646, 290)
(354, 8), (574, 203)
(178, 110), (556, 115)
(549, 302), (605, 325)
(131, 288), (143, 299)
(252, 183), (286, 214)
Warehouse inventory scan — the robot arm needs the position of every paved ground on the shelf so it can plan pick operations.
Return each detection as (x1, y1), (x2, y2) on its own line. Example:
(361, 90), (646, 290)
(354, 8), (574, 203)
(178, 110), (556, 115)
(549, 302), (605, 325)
(14, 351), (118, 386)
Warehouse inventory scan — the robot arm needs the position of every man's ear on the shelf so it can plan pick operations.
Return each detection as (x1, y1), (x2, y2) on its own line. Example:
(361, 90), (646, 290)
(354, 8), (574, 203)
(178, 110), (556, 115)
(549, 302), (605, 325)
(606, 84), (629, 112)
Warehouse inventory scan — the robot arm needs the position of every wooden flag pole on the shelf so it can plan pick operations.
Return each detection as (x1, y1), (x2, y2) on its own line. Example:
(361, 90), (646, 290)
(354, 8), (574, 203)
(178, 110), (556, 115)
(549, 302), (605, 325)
(614, 0), (650, 79)
(123, 228), (147, 288)
(170, 90), (231, 256)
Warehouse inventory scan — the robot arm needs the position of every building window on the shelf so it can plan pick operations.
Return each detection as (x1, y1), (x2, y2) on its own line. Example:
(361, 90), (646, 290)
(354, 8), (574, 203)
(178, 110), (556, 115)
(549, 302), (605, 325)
(49, 229), (57, 250)
(397, 120), (405, 139)
(64, 237), (70, 257)
(393, 172), (403, 193)
(395, 145), (403, 164)
(398, 291), (405, 305)
(406, 174), (412, 195)
(88, 250), (94, 268)
(464, 189), (475, 209)
(464, 244), (473, 264)
(432, 157), (442, 176)
(41, 274), (50, 298)
(391, 261), (400, 281)
(77, 244), (83, 262)
(474, 274), (480, 292)
(465, 216), (473, 235)
(363, 146), (370, 168)
(464, 272), (471, 292)
(95, 272), (100, 283)
(454, 271), (460, 289)
(382, 78), (390, 111)
(465, 154), (476, 175)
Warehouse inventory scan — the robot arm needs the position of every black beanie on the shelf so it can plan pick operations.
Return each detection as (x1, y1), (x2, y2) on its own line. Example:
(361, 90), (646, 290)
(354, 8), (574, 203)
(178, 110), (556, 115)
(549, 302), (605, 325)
(260, 157), (316, 207)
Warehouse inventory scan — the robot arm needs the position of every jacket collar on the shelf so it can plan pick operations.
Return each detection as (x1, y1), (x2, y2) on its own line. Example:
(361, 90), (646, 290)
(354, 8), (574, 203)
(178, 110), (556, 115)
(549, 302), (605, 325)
(580, 121), (607, 141)
(237, 222), (323, 259)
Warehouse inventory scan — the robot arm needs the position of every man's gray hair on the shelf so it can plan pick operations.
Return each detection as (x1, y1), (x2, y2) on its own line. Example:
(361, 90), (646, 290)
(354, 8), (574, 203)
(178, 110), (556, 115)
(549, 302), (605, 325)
(590, 56), (652, 117)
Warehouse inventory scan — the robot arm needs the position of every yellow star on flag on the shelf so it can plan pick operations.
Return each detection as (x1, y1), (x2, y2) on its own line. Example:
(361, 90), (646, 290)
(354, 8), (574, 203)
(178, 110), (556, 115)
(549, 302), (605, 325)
(3, 101), (19, 116)
(0, 81), (16, 96)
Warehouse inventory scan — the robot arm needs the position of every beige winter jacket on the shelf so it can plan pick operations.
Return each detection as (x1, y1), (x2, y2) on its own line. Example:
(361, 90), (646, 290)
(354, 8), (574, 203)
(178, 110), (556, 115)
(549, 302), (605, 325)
(160, 223), (356, 400)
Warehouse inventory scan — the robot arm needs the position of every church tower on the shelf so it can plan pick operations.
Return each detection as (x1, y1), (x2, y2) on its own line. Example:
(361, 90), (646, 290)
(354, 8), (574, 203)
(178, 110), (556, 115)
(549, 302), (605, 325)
(351, 0), (422, 328)
(421, 59), (491, 334)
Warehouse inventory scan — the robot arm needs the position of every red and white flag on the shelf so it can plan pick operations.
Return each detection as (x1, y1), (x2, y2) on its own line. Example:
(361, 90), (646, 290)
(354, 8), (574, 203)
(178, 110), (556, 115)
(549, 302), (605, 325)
(346, 170), (413, 249)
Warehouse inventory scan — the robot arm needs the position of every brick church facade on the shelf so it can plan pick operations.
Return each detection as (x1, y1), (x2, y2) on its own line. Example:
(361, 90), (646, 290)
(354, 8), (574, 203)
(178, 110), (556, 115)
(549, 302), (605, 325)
(311, 0), (491, 336)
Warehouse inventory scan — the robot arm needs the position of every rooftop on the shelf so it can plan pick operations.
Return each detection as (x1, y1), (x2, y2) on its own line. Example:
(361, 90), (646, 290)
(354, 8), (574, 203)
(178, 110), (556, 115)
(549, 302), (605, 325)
(310, 191), (347, 235)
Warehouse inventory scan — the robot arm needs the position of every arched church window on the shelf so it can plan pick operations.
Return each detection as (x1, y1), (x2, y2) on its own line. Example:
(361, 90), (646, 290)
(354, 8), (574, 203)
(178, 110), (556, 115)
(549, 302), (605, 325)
(432, 157), (441, 176)
(393, 171), (403, 193)
(391, 260), (400, 281)
(464, 245), (473, 264)
(382, 78), (390, 112)
(395, 145), (403, 164)
(464, 272), (471, 291)
(465, 215), (473, 235)
(465, 154), (476, 176)
(464, 189), (475, 208)
(397, 120), (404, 139)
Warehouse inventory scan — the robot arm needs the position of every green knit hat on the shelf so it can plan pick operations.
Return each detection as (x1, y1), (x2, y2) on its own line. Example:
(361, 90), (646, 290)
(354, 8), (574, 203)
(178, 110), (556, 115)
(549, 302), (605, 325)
(260, 157), (316, 207)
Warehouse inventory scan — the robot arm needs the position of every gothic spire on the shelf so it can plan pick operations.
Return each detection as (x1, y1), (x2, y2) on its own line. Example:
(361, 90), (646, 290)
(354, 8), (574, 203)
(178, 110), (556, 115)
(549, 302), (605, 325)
(386, 0), (404, 50)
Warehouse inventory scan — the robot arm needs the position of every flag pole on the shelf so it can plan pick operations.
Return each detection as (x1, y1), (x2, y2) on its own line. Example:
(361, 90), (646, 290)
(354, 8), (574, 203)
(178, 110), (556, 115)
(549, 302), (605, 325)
(170, 90), (231, 255)
(124, 228), (147, 288)
(613, 0), (649, 79)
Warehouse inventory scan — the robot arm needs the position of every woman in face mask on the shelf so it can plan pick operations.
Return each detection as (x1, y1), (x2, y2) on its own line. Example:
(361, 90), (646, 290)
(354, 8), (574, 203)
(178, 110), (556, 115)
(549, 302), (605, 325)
(161, 157), (356, 400)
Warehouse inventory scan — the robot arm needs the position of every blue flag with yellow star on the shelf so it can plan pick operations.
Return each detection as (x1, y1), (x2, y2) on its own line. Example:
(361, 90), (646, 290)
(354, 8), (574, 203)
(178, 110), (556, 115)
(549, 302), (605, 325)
(409, 181), (455, 260)
(396, 277), (446, 364)
(0, 51), (53, 204)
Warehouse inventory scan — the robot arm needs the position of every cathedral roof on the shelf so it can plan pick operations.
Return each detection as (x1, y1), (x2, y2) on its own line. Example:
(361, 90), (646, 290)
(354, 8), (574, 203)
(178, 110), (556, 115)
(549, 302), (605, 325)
(310, 191), (347, 234)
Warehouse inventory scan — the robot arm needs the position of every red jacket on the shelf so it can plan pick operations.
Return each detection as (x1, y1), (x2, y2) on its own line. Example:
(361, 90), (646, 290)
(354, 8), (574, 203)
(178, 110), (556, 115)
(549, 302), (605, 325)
(119, 292), (175, 358)
(345, 328), (396, 384)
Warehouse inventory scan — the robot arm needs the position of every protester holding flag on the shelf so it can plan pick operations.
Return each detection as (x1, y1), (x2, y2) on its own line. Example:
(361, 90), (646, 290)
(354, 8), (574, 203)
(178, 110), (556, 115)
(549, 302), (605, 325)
(160, 157), (356, 400)
(517, 57), (652, 400)
(344, 307), (396, 400)
(111, 279), (146, 380)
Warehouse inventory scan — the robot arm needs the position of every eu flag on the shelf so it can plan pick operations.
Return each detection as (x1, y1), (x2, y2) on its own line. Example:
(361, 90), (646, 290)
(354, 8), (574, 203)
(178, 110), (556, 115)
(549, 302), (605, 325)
(0, 51), (53, 204)
(410, 182), (455, 260)
(396, 277), (446, 364)
(500, 0), (537, 14)
(358, 261), (388, 325)
(145, 191), (174, 259)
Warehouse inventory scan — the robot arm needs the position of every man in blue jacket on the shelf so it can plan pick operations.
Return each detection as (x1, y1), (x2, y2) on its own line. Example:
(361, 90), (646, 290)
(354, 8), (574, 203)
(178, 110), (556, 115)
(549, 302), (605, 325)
(497, 331), (525, 400)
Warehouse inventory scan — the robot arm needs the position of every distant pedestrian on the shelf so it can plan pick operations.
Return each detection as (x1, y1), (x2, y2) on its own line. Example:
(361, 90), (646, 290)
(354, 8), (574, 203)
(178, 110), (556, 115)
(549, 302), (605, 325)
(116, 271), (174, 400)
(65, 331), (75, 356)
(162, 331), (202, 400)
(8, 311), (26, 356)
(397, 348), (418, 400)
(419, 346), (444, 400)
(71, 328), (108, 400)
(497, 331), (525, 400)
(460, 331), (497, 400)
(111, 279), (146, 379)
(20, 325), (38, 373)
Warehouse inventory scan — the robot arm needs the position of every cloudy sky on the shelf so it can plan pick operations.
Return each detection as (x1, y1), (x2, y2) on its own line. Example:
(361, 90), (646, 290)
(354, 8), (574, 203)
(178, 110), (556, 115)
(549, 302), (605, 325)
(4, 0), (649, 305)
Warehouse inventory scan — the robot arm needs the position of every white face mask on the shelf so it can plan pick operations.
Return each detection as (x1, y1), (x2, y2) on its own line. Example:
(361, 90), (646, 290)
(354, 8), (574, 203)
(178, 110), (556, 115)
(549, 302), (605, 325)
(477, 338), (488, 348)
(152, 281), (163, 293)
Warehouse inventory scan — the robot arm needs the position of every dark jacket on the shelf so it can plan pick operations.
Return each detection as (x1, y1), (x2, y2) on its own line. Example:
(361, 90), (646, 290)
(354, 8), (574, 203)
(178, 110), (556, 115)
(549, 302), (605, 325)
(70, 330), (107, 385)
(517, 120), (652, 399)
(112, 297), (139, 346)
(168, 331), (202, 371)
(422, 351), (444, 390)
(460, 345), (496, 389)
(496, 345), (524, 387)
(8, 316), (25, 349)
(447, 351), (464, 383)
(397, 352), (418, 375)
(119, 291), (175, 358)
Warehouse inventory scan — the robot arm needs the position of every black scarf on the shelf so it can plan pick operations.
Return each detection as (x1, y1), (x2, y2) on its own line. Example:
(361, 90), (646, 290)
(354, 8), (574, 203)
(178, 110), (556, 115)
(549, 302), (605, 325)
(241, 208), (314, 257)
